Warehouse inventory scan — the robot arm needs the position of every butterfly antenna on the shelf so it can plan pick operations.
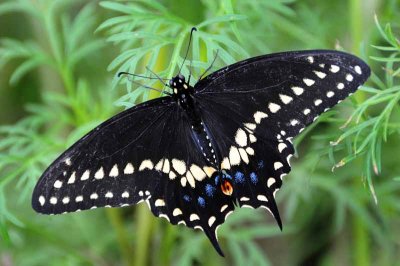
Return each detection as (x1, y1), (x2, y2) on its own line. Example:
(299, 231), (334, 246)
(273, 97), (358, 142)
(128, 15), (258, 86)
(178, 27), (197, 75)
(188, 51), (194, 84)
(145, 66), (170, 87)
(198, 50), (219, 81)
(118, 71), (168, 81)
(118, 72), (173, 96)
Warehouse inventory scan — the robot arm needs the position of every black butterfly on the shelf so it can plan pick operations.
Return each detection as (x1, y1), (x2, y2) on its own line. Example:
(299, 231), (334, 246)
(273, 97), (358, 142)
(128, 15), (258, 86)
(32, 28), (370, 256)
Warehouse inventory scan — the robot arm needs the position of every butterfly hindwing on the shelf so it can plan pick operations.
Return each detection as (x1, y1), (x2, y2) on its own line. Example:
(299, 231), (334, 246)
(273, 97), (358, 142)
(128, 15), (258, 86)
(196, 97), (294, 227)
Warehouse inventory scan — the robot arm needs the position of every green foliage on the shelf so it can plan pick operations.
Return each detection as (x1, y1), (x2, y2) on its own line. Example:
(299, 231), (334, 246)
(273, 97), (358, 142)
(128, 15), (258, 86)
(0, 0), (399, 265)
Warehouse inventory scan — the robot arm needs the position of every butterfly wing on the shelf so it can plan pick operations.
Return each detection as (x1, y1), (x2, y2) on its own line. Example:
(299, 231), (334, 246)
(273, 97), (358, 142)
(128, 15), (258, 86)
(194, 50), (370, 224)
(32, 96), (233, 256)
(195, 50), (370, 137)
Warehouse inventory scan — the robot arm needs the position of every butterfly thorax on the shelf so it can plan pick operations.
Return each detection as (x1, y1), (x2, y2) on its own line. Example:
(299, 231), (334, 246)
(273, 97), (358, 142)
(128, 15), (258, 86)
(170, 74), (219, 166)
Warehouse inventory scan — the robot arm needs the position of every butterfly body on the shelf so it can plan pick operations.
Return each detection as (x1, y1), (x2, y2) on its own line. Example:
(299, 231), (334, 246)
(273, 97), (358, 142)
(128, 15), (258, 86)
(32, 50), (370, 256)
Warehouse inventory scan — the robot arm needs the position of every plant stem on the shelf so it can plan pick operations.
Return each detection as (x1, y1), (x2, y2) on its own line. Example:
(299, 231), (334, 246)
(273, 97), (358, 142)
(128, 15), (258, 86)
(106, 209), (133, 265)
(349, 1), (370, 265)
(133, 204), (154, 266)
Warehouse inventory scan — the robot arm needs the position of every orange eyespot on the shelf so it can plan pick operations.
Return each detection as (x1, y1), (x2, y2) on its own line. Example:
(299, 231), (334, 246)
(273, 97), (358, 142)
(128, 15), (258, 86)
(221, 180), (233, 196)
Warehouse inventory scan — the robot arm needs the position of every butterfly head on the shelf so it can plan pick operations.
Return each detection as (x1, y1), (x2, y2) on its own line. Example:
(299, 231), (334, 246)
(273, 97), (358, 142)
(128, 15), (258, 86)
(169, 74), (190, 94)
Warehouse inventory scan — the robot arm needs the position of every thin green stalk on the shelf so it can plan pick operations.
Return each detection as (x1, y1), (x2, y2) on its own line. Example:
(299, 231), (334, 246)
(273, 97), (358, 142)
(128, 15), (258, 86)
(133, 204), (154, 266)
(106, 209), (133, 266)
(352, 201), (370, 266)
(349, 1), (370, 265)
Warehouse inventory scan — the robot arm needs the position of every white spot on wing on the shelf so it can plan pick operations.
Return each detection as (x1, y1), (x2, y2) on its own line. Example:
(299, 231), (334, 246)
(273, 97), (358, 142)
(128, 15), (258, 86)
(50, 197), (57, 205)
(139, 160), (154, 171)
(190, 214), (200, 221)
(39, 195), (45, 206)
(290, 119), (299, 126)
(155, 159), (164, 171)
(253, 111), (268, 124)
(246, 147), (254, 155)
(162, 159), (170, 173)
(314, 99), (323, 106)
(257, 195), (268, 202)
(244, 123), (256, 130)
(303, 108), (311, 115)
(169, 171), (177, 180)
(274, 161), (283, 170)
(221, 157), (231, 170)
(122, 191), (129, 198)
(292, 86), (304, 95)
(220, 205), (228, 212)
(105, 192), (113, 198)
(68, 172), (76, 184)
(208, 216), (216, 227)
(238, 148), (249, 164)
(155, 199), (165, 207)
(346, 74), (354, 81)
(280, 94), (293, 104)
(203, 166), (216, 177)
(355, 65), (362, 74)
(109, 165), (119, 177)
(330, 65), (340, 73)
(95, 167), (104, 179)
(307, 56), (314, 63)
(53, 180), (62, 189)
(249, 134), (257, 143)
(81, 170), (90, 180)
(267, 178), (276, 187)
(327, 91), (335, 98)
(235, 128), (247, 147)
(90, 193), (98, 199)
(337, 83), (344, 90)
(124, 163), (134, 174)
(268, 102), (281, 113)
(278, 143), (287, 153)
(186, 171), (196, 187)
(75, 195), (83, 202)
(62, 197), (70, 204)
(229, 146), (241, 166)
(172, 159), (186, 175)
(314, 71), (327, 79)
(173, 208), (182, 216)
(190, 164), (206, 181)
(303, 78), (315, 86)
(180, 176), (187, 187)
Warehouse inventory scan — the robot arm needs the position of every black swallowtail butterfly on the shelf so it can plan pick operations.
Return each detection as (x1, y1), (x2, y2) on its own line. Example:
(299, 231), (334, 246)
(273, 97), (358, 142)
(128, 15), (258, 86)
(32, 28), (370, 256)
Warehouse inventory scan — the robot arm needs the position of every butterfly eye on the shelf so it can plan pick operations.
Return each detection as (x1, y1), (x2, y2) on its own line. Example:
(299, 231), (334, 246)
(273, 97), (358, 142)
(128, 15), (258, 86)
(169, 79), (174, 87)
(178, 74), (185, 81)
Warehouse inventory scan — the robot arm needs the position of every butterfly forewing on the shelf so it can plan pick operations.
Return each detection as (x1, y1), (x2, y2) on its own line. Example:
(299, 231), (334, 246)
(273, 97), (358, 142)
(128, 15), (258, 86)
(195, 50), (370, 137)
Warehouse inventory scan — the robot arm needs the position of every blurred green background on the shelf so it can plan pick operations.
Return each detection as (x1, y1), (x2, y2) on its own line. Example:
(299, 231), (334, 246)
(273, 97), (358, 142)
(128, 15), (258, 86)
(0, 0), (399, 265)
